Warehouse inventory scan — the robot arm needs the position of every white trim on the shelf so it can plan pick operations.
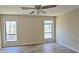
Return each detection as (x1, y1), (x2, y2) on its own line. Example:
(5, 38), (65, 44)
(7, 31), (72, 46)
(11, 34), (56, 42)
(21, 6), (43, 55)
(57, 42), (79, 53)
(3, 41), (45, 47)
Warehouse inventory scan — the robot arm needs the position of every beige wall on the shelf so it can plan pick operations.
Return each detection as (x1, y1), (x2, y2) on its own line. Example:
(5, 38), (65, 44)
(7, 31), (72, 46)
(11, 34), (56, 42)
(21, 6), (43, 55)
(0, 15), (55, 46)
(0, 15), (1, 47)
(56, 8), (79, 52)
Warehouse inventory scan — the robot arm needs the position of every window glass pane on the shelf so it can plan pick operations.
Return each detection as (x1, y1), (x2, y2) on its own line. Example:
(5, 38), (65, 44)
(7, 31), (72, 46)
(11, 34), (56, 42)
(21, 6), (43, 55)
(6, 35), (17, 41)
(6, 21), (10, 34)
(44, 33), (52, 39)
(11, 21), (17, 34)
(6, 21), (17, 34)
(44, 25), (52, 32)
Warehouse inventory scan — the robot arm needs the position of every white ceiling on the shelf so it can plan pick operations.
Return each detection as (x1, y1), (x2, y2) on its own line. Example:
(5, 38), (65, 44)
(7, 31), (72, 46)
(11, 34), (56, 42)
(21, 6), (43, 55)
(0, 5), (79, 16)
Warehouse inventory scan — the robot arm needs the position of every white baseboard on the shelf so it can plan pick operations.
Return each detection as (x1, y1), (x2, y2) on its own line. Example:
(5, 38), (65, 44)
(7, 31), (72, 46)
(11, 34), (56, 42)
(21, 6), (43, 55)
(3, 41), (55, 47)
(57, 42), (79, 53)
(3, 41), (46, 47)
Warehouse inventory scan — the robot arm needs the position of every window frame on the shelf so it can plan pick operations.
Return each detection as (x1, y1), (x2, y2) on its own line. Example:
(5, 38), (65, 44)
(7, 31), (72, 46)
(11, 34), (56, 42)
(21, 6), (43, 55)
(5, 20), (17, 42)
(44, 20), (54, 39)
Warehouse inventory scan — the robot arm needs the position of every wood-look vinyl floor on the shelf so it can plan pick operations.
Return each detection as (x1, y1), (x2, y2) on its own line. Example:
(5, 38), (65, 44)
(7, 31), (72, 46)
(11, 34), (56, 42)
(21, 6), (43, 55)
(0, 43), (77, 53)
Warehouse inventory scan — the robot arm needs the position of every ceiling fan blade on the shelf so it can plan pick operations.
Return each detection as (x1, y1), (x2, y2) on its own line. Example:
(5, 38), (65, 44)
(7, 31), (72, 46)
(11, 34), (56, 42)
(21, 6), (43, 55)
(41, 5), (56, 9)
(40, 10), (46, 13)
(21, 7), (35, 10)
(30, 11), (35, 14)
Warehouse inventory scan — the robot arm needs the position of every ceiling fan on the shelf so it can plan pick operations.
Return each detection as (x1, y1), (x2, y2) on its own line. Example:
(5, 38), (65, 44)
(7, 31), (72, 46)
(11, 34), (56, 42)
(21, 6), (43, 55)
(21, 5), (56, 14)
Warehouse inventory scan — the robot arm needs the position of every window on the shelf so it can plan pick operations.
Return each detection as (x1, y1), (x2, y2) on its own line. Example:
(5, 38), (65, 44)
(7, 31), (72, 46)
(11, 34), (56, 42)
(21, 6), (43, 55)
(5, 20), (17, 42)
(44, 20), (53, 39)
